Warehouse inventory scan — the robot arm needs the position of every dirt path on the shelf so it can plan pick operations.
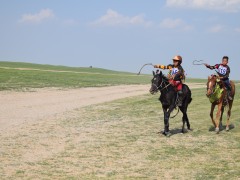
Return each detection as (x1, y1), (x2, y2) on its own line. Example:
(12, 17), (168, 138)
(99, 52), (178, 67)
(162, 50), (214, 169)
(0, 83), (204, 132)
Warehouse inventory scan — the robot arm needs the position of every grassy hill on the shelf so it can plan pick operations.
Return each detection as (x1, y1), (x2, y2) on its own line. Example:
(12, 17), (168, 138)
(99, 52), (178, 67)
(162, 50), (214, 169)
(1, 61), (237, 91)
(0, 61), (151, 90)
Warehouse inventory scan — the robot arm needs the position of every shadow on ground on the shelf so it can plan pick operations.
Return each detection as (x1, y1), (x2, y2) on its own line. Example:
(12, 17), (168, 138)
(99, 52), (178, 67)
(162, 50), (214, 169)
(209, 124), (235, 132)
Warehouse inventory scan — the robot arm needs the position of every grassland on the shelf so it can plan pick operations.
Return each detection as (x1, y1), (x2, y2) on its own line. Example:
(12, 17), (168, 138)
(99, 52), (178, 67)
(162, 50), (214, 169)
(0, 61), (152, 90)
(0, 84), (239, 179)
(0, 61), (216, 91)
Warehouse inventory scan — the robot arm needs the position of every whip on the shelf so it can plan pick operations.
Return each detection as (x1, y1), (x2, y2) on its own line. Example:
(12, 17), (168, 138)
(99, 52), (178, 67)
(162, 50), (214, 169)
(137, 63), (154, 75)
(192, 60), (205, 65)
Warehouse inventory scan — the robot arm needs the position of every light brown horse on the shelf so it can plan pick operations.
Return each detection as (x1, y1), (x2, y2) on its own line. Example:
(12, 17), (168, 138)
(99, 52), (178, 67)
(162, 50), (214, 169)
(206, 75), (235, 133)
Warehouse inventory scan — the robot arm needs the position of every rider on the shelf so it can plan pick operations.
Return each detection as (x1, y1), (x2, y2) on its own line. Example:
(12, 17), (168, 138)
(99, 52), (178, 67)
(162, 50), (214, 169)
(154, 55), (185, 106)
(204, 56), (232, 100)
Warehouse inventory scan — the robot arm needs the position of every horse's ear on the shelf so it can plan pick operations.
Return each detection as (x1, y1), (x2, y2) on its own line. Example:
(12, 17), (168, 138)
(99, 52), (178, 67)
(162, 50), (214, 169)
(152, 71), (155, 76)
(159, 71), (162, 76)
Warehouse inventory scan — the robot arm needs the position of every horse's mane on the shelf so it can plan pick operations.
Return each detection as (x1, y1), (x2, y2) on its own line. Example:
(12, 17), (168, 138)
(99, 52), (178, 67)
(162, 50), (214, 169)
(208, 75), (224, 89)
(161, 73), (169, 82)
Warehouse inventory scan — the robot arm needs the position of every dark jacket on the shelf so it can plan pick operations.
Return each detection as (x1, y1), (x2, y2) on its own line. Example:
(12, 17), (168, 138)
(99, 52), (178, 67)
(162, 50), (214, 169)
(207, 64), (230, 80)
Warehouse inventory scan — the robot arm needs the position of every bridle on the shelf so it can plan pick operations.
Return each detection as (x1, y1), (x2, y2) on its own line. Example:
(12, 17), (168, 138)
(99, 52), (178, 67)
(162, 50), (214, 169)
(207, 79), (216, 96)
(152, 76), (170, 92)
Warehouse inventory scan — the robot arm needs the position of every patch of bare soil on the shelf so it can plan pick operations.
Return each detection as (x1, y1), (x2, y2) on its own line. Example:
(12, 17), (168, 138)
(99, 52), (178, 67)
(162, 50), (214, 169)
(0, 83), (204, 133)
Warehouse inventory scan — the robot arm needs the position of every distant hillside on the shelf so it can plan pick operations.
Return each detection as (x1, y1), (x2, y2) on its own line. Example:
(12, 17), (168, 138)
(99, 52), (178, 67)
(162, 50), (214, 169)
(0, 61), (151, 90)
(0, 61), (133, 75)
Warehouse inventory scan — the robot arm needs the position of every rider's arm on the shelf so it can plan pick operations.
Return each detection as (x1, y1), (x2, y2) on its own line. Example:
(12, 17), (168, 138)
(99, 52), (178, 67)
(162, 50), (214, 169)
(205, 64), (219, 70)
(154, 64), (172, 70)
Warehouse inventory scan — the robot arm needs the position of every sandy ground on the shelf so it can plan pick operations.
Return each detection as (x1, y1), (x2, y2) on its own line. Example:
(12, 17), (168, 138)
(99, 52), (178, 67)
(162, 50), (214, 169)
(0, 83), (204, 133)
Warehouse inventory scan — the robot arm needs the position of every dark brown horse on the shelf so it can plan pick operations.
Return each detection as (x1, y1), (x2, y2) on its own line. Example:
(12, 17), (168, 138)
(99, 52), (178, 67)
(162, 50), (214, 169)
(206, 75), (235, 133)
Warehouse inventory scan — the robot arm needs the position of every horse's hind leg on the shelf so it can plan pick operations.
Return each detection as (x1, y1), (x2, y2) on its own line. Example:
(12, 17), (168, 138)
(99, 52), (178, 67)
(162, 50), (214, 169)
(180, 106), (190, 133)
(219, 106), (224, 130)
(181, 113), (187, 133)
(226, 101), (233, 131)
(185, 113), (191, 131)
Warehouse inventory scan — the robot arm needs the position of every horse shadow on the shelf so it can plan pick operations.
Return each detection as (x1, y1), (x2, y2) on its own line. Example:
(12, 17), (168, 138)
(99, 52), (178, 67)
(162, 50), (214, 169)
(208, 124), (235, 132)
(158, 128), (193, 137)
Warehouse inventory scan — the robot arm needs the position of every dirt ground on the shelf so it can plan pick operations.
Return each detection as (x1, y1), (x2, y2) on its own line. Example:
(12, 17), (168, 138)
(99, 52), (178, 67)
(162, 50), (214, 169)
(5, 83), (236, 179)
(0, 83), (204, 133)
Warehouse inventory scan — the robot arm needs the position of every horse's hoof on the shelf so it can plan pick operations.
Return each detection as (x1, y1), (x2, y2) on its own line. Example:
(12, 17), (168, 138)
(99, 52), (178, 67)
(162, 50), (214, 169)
(166, 132), (171, 137)
(157, 129), (164, 134)
(219, 122), (223, 128)
(162, 131), (171, 137)
(215, 127), (220, 134)
(226, 127), (230, 131)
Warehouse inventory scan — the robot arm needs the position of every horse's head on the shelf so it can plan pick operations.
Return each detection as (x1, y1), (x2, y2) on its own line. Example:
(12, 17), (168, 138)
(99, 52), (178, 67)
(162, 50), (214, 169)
(149, 70), (163, 94)
(206, 75), (218, 97)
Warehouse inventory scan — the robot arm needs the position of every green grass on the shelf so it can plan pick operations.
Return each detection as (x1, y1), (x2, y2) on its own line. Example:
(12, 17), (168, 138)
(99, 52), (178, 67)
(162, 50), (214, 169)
(0, 61), (151, 90)
(1, 85), (239, 179)
(0, 61), (132, 74)
(1, 61), (238, 91)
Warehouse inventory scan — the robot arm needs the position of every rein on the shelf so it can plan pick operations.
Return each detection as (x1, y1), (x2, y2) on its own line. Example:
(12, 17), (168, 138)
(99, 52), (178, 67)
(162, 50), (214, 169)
(159, 83), (171, 91)
(152, 80), (171, 92)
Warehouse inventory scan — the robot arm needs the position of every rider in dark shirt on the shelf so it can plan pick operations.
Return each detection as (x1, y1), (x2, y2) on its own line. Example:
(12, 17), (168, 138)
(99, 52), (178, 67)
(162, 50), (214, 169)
(204, 56), (232, 100)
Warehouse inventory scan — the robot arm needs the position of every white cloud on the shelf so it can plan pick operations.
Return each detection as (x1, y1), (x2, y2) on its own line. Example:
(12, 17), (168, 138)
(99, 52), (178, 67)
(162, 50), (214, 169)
(235, 27), (240, 32)
(90, 9), (152, 27)
(166, 0), (240, 12)
(160, 18), (193, 31)
(19, 9), (55, 24)
(208, 25), (224, 33)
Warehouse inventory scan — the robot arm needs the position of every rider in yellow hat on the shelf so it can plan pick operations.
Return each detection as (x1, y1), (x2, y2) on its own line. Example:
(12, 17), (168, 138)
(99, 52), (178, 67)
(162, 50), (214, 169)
(154, 55), (185, 106)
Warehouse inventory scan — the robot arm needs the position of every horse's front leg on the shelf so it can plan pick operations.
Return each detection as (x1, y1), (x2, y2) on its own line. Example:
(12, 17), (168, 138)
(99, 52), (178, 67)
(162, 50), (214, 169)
(219, 106), (224, 129)
(162, 107), (172, 136)
(215, 103), (223, 133)
(210, 103), (216, 128)
(163, 105), (176, 136)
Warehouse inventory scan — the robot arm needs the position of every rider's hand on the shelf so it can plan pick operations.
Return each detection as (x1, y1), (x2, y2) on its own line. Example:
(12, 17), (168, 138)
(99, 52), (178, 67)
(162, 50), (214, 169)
(204, 63), (209, 67)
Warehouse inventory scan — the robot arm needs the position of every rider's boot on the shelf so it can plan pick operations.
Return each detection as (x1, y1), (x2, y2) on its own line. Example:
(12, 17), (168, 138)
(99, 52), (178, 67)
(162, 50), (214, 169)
(227, 90), (233, 100)
(224, 81), (233, 100)
(227, 85), (233, 100)
(177, 90), (183, 106)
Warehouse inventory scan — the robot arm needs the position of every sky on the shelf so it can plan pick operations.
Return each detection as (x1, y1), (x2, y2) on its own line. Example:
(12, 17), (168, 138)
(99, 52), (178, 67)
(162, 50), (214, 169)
(0, 0), (240, 79)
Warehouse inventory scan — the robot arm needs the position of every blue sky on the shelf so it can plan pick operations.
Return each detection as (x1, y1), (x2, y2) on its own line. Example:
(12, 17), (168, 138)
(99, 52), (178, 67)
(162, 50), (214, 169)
(0, 0), (240, 79)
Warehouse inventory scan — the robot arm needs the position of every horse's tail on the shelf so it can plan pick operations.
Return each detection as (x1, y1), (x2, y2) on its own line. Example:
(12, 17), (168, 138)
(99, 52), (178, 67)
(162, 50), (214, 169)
(188, 97), (192, 104)
(230, 81), (235, 98)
